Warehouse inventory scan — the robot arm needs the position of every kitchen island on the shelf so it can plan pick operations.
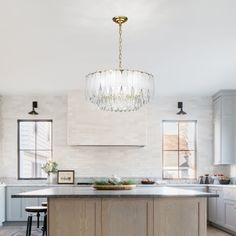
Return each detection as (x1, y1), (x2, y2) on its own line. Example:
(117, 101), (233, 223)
(13, 186), (218, 236)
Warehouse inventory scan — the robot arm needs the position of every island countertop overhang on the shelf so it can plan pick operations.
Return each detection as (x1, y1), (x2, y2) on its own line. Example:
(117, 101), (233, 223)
(12, 186), (219, 198)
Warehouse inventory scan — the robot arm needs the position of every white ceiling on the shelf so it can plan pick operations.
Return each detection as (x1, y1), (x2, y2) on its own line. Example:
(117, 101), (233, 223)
(0, 0), (236, 96)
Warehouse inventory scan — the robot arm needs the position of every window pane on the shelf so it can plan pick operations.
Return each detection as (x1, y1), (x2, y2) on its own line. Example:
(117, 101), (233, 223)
(163, 170), (178, 179)
(163, 122), (178, 150)
(179, 151), (196, 179)
(162, 121), (196, 180)
(36, 151), (51, 178)
(179, 122), (195, 150)
(36, 122), (52, 150)
(18, 120), (52, 179)
(19, 122), (35, 149)
(163, 151), (178, 169)
(19, 150), (36, 178)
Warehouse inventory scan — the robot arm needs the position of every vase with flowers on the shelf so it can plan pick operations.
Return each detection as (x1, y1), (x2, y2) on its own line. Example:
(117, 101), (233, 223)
(42, 160), (58, 184)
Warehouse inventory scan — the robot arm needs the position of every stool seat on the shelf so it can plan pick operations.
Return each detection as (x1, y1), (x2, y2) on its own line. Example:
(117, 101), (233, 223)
(25, 206), (47, 236)
(25, 206), (47, 213)
(41, 202), (47, 207)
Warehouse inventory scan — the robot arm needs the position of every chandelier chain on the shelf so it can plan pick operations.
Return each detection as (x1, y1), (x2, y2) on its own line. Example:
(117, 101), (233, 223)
(119, 23), (123, 70)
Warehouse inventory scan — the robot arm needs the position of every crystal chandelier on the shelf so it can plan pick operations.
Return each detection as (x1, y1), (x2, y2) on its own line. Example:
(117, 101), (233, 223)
(85, 16), (154, 112)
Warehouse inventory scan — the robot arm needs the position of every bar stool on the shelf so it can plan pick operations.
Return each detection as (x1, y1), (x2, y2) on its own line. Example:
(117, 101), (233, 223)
(41, 202), (48, 235)
(25, 206), (47, 236)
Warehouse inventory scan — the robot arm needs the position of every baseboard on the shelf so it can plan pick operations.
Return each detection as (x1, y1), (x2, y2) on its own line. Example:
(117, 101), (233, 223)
(208, 221), (236, 236)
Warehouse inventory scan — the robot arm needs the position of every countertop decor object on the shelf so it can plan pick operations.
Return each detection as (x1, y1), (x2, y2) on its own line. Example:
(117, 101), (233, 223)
(93, 184), (136, 190)
(41, 160), (58, 184)
(57, 170), (75, 184)
(93, 178), (136, 190)
(204, 174), (210, 184)
(219, 179), (230, 185)
(85, 16), (154, 112)
(141, 178), (155, 185)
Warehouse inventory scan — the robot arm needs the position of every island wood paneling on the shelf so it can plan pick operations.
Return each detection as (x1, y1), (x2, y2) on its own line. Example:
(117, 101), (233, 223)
(67, 91), (147, 146)
(48, 197), (207, 236)
(101, 198), (153, 236)
(154, 197), (207, 236)
(48, 198), (101, 236)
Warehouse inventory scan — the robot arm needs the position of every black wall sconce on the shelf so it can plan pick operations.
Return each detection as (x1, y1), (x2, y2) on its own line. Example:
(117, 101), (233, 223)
(28, 101), (38, 115)
(176, 102), (187, 115)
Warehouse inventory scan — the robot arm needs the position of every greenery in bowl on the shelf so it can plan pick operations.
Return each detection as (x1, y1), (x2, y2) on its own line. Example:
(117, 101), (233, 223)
(94, 179), (135, 186)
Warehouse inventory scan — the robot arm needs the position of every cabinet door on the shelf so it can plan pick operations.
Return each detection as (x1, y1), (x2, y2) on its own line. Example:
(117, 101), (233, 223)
(221, 117), (236, 164)
(213, 98), (222, 164)
(6, 187), (24, 221)
(208, 189), (217, 223)
(224, 201), (236, 232)
(7, 186), (46, 221)
(216, 190), (225, 226)
(49, 198), (101, 236)
(214, 95), (236, 164)
(0, 187), (5, 225)
(154, 198), (206, 236)
(102, 198), (153, 236)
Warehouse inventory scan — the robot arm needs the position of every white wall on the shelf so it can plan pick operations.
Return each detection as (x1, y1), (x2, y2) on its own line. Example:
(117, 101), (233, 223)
(0, 94), (230, 179)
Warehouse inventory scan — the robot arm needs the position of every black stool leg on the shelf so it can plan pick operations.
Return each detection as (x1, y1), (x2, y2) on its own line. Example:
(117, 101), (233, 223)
(26, 215), (32, 236)
(42, 213), (47, 236)
(36, 212), (40, 228)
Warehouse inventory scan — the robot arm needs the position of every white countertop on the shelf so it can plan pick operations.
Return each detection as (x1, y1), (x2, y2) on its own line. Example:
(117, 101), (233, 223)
(4, 183), (236, 188)
(12, 186), (219, 198)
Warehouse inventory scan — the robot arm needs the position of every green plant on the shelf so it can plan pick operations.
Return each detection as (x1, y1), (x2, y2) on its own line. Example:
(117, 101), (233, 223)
(94, 178), (135, 185)
(42, 160), (58, 175)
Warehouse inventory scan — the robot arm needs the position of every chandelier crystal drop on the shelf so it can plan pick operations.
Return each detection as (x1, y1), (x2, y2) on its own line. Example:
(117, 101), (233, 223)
(85, 16), (154, 112)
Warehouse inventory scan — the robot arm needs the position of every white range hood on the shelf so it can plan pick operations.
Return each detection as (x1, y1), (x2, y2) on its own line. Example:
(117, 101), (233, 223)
(67, 91), (147, 146)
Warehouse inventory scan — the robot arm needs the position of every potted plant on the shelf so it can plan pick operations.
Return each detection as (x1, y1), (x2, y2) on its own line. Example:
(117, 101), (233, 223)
(42, 160), (58, 184)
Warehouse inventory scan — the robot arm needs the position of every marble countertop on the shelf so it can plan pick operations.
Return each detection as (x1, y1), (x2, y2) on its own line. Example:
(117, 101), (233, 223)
(4, 183), (236, 188)
(12, 186), (219, 198)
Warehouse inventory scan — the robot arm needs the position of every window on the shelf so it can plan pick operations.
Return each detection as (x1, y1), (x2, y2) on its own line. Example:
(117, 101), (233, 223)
(162, 121), (196, 179)
(18, 120), (52, 179)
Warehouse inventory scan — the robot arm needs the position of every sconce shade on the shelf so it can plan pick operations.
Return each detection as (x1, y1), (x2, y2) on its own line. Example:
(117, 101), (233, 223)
(28, 101), (39, 115)
(176, 102), (187, 115)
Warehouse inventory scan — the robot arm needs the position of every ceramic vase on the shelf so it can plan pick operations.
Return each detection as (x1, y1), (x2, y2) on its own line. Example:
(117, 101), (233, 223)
(48, 173), (57, 184)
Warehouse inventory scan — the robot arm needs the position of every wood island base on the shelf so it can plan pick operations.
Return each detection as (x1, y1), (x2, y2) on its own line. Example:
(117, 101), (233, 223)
(48, 197), (207, 236)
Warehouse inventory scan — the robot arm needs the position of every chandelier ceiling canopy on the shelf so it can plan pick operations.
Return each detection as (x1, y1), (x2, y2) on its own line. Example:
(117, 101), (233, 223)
(85, 16), (154, 112)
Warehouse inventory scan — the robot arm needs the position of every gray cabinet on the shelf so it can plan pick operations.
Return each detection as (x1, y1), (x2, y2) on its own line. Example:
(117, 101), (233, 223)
(208, 188), (225, 226)
(208, 188), (216, 223)
(224, 200), (236, 232)
(216, 189), (225, 226)
(0, 185), (5, 226)
(6, 186), (46, 221)
(208, 186), (236, 233)
(213, 90), (236, 164)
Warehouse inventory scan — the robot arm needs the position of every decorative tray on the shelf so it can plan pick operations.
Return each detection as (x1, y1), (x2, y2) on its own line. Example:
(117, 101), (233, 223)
(93, 184), (136, 190)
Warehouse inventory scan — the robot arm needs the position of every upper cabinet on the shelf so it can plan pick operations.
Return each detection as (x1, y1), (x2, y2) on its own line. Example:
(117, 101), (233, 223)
(213, 90), (236, 164)
(67, 91), (147, 146)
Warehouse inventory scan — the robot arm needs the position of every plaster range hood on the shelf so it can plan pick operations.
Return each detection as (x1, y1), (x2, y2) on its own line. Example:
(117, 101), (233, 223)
(67, 91), (147, 146)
